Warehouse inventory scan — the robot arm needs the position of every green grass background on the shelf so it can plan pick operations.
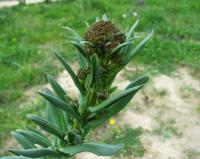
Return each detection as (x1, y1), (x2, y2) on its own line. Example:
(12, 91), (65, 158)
(0, 0), (200, 152)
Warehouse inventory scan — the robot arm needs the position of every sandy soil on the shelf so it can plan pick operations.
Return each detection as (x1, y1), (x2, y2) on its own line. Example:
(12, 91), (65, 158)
(115, 67), (200, 159)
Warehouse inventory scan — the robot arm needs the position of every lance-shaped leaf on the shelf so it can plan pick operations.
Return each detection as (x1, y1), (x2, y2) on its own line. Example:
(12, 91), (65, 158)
(1, 157), (33, 159)
(89, 85), (143, 113)
(106, 78), (147, 116)
(47, 75), (66, 101)
(126, 19), (139, 41)
(86, 85), (139, 129)
(85, 21), (90, 27)
(111, 41), (133, 55)
(27, 126), (47, 138)
(102, 14), (109, 21)
(96, 16), (100, 22)
(106, 86), (142, 115)
(63, 26), (82, 41)
(76, 50), (87, 68)
(87, 83), (145, 129)
(46, 101), (67, 131)
(87, 89), (141, 131)
(60, 143), (124, 156)
(90, 54), (99, 87)
(9, 148), (62, 158)
(45, 88), (67, 131)
(124, 31), (153, 64)
(71, 41), (86, 58)
(53, 50), (85, 95)
(108, 86), (118, 94)
(46, 97), (68, 131)
(16, 129), (51, 147)
(126, 76), (149, 90)
(27, 114), (65, 139)
(39, 92), (81, 121)
(84, 115), (112, 131)
(11, 132), (35, 149)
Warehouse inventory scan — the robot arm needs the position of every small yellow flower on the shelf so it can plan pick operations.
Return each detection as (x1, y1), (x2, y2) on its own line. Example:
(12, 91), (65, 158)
(109, 118), (116, 125)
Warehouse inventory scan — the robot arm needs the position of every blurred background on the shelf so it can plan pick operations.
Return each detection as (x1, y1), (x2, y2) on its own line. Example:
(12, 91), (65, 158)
(0, 0), (200, 158)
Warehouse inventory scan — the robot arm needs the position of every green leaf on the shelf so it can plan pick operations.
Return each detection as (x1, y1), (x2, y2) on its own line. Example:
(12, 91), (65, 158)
(108, 86), (118, 94)
(46, 101), (67, 132)
(87, 85), (144, 129)
(53, 50), (85, 95)
(126, 76), (149, 89)
(26, 126), (47, 138)
(86, 78), (147, 130)
(71, 41), (86, 59)
(89, 85), (143, 113)
(105, 76), (149, 116)
(27, 114), (65, 139)
(76, 50), (87, 68)
(9, 148), (62, 158)
(111, 41), (132, 55)
(39, 92), (81, 121)
(16, 129), (51, 147)
(89, 77), (148, 126)
(84, 115), (112, 131)
(85, 21), (90, 27)
(11, 132), (35, 149)
(90, 54), (99, 87)
(102, 14), (109, 21)
(126, 19), (139, 41)
(45, 88), (67, 131)
(124, 31), (153, 64)
(60, 143), (124, 156)
(81, 41), (93, 46)
(27, 126), (59, 147)
(63, 26), (82, 41)
(106, 86), (142, 115)
(1, 157), (32, 159)
(96, 17), (100, 22)
(47, 75), (66, 101)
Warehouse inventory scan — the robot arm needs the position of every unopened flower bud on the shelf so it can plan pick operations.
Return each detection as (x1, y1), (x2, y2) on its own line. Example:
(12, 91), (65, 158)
(77, 68), (88, 80)
(98, 90), (109, 101)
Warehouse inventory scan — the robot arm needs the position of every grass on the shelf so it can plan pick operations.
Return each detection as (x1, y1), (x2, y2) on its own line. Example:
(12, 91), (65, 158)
(196, 105), (200, 114)
(152, 118), (182, 139)
(104, 126), (145, 157)
(154, 88), (168, 97)
(0, 97), (43, 155)
(179, 85), (200, 99)
(87, 124), (145, 157)
(184, 148), (200, 159)
(0, 0), (200, 152)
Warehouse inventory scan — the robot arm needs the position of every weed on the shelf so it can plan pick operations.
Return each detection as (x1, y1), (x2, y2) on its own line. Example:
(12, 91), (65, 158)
(152, 118), (182, 139)
(184, 148), (200, 159)
(155, 88), (168, 97)
(0, 97), (43, 155)
(196, 105), (200, 114)
(104, 126), (145, 157)
(179, 85), (200, 99)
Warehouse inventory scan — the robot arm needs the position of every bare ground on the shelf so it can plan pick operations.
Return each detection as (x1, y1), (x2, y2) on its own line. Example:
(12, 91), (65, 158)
(115, 67), (200, 159)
